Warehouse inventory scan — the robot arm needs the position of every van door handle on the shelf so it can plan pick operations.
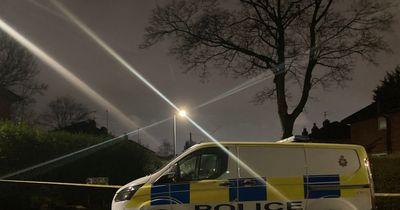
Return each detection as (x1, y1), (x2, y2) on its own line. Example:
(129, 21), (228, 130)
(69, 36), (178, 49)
(242, 179), (257, 186)
(219, 181), (231, 187)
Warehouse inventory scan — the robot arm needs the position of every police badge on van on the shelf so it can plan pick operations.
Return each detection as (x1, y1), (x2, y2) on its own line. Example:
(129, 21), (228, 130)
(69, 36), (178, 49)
(338, 155), (348, 167)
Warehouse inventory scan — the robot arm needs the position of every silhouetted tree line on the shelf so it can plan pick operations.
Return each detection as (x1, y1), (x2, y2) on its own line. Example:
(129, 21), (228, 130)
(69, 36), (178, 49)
(374, 66), (400, 113)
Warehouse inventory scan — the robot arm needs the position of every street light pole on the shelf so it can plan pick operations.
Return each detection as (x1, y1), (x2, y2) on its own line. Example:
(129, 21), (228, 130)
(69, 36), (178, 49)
(173, 109), (187, 157)
(189, 132), (192, 146)
(137, 128), (140, 145)
(173, 115), (177, 157)
(106, 109), (109, 130)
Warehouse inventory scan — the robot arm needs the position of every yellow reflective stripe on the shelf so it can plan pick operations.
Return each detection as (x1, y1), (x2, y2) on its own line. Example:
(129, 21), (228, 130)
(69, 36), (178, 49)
(0, 179), (122, 188)
(190, 180), (229, 203)
(340, 175), (369, 198)
(126, 183), (151, 208)
(267, 176), (304, 201)
(340, 150), (370, 198)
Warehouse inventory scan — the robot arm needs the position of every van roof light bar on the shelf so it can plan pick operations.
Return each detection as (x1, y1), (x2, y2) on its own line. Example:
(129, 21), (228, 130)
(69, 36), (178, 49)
(276, 135), (310, 143)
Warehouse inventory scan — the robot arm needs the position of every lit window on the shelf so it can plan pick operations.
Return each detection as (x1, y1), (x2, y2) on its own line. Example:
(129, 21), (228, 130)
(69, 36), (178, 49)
(378, 116), (387, 130)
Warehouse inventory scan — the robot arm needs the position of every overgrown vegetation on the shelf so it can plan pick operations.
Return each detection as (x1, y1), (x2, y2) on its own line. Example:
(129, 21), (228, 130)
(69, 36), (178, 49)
(0, 120), (163, 210)
(374, 66), (400, 113)
(0, 120), (111, 175)
(0, 120), (162, 182)
(371, 154), (400, 210)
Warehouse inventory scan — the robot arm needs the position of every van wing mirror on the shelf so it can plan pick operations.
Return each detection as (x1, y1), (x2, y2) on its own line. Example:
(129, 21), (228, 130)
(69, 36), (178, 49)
(156, 164), (179, 184)
(169, 163), (179, 181)
(165, 171), (176, 179)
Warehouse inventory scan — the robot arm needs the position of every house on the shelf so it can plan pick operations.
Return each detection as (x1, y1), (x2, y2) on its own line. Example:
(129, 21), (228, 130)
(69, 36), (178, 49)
(0, 86), (21, 119)
(342, 102), (400, 154)
(58, 119), (108, 135)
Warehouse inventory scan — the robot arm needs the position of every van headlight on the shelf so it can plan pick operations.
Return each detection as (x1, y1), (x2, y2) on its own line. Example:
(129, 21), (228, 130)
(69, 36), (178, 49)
(114, 184), (143, 202)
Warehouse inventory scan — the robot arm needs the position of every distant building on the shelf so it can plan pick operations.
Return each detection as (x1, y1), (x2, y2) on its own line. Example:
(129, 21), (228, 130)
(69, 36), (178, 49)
(59, 119), (108, 135)
(342, 102), (400, 154)
(0, 86), (21, 119)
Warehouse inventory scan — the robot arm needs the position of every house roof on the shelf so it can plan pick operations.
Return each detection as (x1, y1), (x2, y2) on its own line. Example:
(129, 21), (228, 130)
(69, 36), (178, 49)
(342, 103), (379, 124)
(309, 120), (350, 140)
(0, 86), (22, 102)
(342, 101), (400, 124)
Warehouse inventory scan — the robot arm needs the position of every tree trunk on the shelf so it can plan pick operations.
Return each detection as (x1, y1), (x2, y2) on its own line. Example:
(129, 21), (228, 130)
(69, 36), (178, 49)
(275, 12), (293, 139)
(275, 2), (318, 139)
(275, 72), (294, 139)
(281, 115), (295, 139)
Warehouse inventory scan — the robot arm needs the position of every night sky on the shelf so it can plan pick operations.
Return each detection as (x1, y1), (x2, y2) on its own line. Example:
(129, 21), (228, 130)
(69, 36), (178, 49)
(0, 0), (399, 152)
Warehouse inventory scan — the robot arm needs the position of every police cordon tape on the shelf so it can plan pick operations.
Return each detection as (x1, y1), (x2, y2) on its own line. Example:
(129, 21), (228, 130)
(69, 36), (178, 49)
(0, 179), (122, 189)
(1, 179), (400, 197)
(374, 193), (400, 197)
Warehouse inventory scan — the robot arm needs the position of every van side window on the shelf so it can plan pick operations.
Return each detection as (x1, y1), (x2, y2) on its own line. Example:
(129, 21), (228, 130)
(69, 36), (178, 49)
(179, 155), (198, 181)
(198, 153), (219, 179)
(177, 147), (227, 182)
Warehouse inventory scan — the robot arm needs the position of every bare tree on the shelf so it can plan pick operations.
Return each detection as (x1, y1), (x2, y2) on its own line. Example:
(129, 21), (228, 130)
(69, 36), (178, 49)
(0, 31), (47, 121)
(158, 140), (173, 157)
(44, 96), (93, 129)
(141, 0), (394, 138)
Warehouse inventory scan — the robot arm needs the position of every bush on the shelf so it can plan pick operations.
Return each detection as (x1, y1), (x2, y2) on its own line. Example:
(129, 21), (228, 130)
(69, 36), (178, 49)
(371, 154), (400, 192)
(0, 120), (112, 175)
(0, 120), (163, 210)
(371, 154), (400, 210)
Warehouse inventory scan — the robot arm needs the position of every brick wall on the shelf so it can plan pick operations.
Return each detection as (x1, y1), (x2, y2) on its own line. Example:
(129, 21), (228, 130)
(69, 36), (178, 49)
(350, 113), (400, 154)
(390, 112), (400, 153)
(351, 118), (386, 153)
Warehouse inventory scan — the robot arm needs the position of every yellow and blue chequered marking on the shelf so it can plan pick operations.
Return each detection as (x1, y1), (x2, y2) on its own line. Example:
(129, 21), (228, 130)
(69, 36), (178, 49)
(150, 184), (170, 205)
(171, 183), (190, 204)
(228, 178), (266, 202)
(304, 174), (340, 199)
(151, 183), (190, 205)
(148, 174), (355, 206)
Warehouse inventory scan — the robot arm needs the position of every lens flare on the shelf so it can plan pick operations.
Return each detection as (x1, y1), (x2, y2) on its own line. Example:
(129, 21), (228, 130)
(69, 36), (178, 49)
(0, 18), (159, 145)
(52, 1), (289, 201)
(51, 1), (179, 112)
(0, 117), (169, 179)
(193, 72), (275, 110)
(185, 117), (289, 201)
(178, 110), (187, 117)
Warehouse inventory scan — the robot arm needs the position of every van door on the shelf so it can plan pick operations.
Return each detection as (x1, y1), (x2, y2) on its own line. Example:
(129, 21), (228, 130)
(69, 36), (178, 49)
(305, 147), (372, 210)
(238, 145), (307, 209)
(171, 146), (238, 210)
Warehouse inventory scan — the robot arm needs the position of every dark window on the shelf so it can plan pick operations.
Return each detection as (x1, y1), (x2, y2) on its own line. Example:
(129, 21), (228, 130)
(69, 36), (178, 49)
(177, 147), (228, 182)
(179, 155), (198, 181)
(198, 153), (219, 179)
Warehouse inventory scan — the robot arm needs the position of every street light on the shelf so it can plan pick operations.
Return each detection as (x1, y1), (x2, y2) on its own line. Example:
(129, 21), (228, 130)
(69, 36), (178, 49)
(173, 109), (187, 157)
(178, 110), (187, 117)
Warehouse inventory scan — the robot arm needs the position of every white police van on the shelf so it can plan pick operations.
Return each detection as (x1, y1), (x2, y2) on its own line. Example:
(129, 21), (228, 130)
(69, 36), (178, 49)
(112, 142), (375, 210)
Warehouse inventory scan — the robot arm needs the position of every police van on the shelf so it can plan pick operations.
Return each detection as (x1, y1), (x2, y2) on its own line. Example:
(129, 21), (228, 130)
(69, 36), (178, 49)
(112, 142), (375, 210)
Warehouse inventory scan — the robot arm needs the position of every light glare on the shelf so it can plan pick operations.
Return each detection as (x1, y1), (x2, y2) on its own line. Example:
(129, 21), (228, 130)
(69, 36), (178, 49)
(178, 110), (187, 117)
(52, 2), (289, 201)
(0, 17), (158, 146)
